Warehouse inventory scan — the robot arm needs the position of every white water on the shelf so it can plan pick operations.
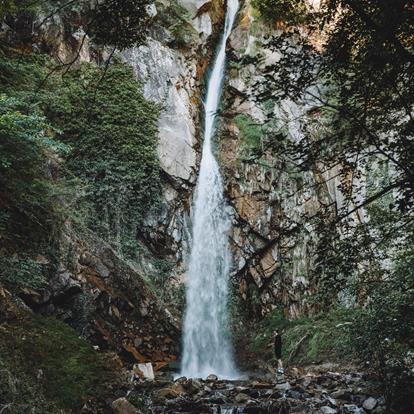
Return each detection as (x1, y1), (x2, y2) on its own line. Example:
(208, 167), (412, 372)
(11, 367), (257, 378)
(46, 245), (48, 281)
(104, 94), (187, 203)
(180, 0), (240, 379)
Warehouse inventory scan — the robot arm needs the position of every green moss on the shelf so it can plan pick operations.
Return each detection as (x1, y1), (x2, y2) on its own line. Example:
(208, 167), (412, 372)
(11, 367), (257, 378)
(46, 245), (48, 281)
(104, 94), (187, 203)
(0, 315), (119, 411)
(0, 255), (49, 289)
(234, 114), (264, 153)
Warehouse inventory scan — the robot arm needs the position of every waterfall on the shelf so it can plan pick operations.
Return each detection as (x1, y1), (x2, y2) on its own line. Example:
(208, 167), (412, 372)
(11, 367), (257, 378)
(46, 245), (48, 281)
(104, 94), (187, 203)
(180, 0), (240, 379)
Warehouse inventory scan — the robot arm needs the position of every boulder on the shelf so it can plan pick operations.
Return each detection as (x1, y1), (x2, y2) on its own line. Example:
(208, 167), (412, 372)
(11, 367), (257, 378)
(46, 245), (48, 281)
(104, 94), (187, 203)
(331, 389), (351, 400)
(111, 398), (140, 414)
(206, 374), (218, 381)
(234, 392), (250, 403)
(154, 387), (180, 401)
(133, 363), (154, 380)
(343, 404), (366, 414)
(275, 382), (291, 391)
(363, 397), (377, 411)
(50, 270), (82, 301)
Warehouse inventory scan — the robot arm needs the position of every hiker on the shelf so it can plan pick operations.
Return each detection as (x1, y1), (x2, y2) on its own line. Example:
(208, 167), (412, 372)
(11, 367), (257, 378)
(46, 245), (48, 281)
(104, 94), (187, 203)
(274, 330), (284, 374)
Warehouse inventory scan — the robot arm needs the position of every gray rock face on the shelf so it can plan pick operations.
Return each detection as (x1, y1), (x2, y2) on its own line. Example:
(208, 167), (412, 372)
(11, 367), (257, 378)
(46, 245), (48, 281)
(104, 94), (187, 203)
(124, 43), (197, 182)
(50, 270), (82, 300)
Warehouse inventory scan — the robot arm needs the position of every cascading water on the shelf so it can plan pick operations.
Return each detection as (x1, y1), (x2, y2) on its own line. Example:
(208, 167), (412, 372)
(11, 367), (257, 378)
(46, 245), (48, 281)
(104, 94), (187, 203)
(180, 0), (240, 379)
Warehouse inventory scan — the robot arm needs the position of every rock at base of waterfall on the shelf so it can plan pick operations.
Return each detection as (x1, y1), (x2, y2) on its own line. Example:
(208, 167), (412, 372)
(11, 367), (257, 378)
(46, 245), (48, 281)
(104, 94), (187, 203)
(320, 406), (338, 414)
(133, 363), (155, 380)
(274, 381), (291, 391)
(111, 398), (140, 414)
(363, 397), (378, 411)
(154, 387), (181, 402)
(234, 392), (250, 403)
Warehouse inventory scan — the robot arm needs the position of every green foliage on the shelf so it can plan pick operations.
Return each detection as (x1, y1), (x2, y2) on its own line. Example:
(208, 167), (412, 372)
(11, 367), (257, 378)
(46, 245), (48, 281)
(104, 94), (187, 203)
(155, 0), (198, 48)
(250, 307), (354, 365)
(0, 0), (16, 21)
(0, 47), (161, 270)
(351, 245), (414, 413)
(0, 256), (48, 289)
(2, 0), (152, 49)
(44, 63), (161, 259)
(87, 0), (152, 49)
(0, 94), (66, 252)
(234, 114), (264, 153)
(0, 314), (119, 411)
(251, 0), (308, 25)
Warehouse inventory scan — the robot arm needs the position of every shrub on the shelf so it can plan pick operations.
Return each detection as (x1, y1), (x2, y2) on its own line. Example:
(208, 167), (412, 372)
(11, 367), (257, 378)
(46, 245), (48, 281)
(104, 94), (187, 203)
(351, 246), (414, 413)
(0, 95), (66, 253)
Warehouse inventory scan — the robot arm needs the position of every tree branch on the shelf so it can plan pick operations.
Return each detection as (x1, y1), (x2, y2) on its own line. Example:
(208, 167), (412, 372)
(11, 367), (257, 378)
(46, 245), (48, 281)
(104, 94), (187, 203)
(341, 0), (414, 63)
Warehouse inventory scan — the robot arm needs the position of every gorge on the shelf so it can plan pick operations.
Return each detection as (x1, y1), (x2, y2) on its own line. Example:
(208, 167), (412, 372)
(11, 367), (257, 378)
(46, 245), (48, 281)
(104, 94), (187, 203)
(0, 0), (413, 413)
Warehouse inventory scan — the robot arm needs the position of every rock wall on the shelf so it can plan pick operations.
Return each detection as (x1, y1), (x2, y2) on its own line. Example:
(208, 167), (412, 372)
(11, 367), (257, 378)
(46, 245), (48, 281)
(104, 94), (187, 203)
(18, 227), (180, 368)
(218, 1), (347, 318)
(123, 0), (227, 269)
(123, 0), (339, 319)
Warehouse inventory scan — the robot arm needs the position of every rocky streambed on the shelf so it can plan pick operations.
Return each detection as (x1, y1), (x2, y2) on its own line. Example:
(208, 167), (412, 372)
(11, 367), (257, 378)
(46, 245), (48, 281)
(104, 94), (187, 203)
(118, 365), (384, 414)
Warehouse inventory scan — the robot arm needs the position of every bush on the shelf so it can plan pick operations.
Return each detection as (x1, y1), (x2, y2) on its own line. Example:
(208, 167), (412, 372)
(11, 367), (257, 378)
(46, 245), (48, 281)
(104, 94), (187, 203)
(0, 94), (66, 253)
(249, 307), (354, 365)
(0, 49), (162, 261)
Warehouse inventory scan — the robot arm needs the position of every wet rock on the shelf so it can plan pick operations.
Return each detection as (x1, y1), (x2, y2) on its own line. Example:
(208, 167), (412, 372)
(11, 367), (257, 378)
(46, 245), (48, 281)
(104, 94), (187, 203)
(154, 387), (181, 402)
(320, 406), (337, 414)
(275, 382), (291, 391)
(251, 381), (273, 389)
(182, 378), (203, 395)
(207, 374), (218, 381)
(331, 389), (351, 400)
(244, 402), (268, 414)
(133, 363), (155, 380)
(343, 404), (366, 414)
(50, 270), (82, 301)
(111, 397), (140, 414)
(362, 397), (377, 411)
(234, 392), (250, 403)
(287, 390), (303, 400)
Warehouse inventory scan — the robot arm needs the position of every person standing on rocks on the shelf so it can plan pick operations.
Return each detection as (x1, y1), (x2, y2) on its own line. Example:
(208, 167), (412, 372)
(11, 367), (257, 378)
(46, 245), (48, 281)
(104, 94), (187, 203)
(274, 330), (284, 374)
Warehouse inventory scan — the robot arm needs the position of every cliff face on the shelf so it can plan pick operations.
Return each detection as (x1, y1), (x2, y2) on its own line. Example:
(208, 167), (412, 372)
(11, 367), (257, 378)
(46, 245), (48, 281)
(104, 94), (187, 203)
(120, 1), (216, 266)
(123, 0), (327, 319)
(132, 0), (370, 319)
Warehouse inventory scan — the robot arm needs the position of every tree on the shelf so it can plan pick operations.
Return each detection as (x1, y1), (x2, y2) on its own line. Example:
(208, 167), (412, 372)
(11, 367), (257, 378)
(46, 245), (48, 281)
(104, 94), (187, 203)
(252, 2), (414, 411)
(0, 95), (66, 250)
(255, 0), (414, 274)
(1, 0), (153, 49)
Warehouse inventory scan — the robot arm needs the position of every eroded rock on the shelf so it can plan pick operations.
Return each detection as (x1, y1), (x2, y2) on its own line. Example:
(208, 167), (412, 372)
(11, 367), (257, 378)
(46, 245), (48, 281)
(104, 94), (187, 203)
(111, 398), (140, 414)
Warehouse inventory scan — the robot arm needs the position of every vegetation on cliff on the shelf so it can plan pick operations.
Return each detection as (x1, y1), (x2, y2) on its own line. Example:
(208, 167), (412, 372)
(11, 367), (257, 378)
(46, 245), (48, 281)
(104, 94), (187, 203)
(248, 0), (414, 411)
(1, 0), (413, 412)
(0, 1), (163, 410)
